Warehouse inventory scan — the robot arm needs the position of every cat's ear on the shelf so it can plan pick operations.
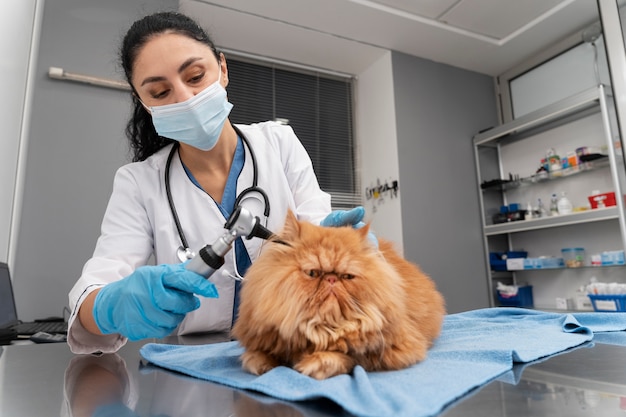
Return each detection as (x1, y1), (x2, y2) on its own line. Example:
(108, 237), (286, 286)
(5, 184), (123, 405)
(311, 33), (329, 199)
(357, 222), (372, 242)
(281, 209), (301, 240)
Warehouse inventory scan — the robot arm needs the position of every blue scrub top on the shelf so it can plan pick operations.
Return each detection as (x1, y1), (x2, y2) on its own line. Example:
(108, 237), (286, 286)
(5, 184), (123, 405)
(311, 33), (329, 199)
(181, 136), (251, 324)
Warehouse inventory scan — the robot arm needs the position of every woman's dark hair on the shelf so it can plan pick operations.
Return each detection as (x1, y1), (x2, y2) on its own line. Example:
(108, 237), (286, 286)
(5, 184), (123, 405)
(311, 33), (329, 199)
(120, 12), (220, 161)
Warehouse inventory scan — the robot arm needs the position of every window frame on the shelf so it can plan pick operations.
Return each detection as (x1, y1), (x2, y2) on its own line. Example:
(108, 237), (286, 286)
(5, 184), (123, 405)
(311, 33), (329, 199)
(496, 31), (585, 124)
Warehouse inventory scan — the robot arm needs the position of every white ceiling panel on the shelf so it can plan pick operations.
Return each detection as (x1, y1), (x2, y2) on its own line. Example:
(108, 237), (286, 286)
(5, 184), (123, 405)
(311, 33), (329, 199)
(181, 0), (601, 76)
(363, 0), (460, 19)
(181, 1), (387, 76)
(441, 0), (567, 39)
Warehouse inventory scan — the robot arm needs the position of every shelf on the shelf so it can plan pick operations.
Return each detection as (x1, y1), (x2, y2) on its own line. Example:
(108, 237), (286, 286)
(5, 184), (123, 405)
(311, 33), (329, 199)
(484, 207), (619, 235)
(480, 157), (610, 192)
(533, 307), (593, 313)
(491, 263), (626, 274)
(475, 85), (626, 311)
(473, 86), (604, 146)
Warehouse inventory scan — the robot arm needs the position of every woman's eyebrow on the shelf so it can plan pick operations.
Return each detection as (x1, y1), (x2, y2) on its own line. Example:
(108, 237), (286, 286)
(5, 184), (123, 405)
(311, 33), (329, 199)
(140, 57), (204, 86)
(178, 57), (203, 73)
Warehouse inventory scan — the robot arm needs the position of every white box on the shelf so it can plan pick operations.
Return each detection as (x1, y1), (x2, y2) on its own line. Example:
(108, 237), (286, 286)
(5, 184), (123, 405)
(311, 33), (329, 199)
(506, 258), (524, 270)
(574, 294), (593, 311)
(555, 297), (570, 310)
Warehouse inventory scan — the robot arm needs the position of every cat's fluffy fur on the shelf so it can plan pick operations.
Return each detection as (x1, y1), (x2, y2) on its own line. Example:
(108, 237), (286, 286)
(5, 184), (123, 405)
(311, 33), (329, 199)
(232, 211), (445, 380)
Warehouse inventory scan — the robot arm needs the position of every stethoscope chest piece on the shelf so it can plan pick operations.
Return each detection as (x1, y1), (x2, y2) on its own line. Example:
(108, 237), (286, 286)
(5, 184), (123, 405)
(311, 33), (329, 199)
(177, 246), (195, 263)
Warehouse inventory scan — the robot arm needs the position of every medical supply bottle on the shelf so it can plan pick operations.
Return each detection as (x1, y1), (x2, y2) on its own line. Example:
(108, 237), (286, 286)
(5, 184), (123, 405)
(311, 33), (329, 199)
(550, 193), (559, 216)
(525, 202), (533, 220)
(537, 198), (547, 218)
(557, 191), (573, 215)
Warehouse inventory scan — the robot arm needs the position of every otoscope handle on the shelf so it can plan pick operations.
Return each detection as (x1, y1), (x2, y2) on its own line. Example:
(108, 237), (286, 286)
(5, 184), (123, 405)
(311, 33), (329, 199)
(185, 232), (237, 279)
(186, 207), (277, 279)
(185, 245), (225, 278)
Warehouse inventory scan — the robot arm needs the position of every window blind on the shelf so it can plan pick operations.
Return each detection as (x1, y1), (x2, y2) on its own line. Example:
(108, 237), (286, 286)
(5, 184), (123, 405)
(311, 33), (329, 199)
(226, 56), (361, 209)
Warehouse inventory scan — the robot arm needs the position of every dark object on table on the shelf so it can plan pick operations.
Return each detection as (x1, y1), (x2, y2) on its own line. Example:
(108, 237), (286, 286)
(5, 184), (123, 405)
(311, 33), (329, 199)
(29, 331), (67, 344)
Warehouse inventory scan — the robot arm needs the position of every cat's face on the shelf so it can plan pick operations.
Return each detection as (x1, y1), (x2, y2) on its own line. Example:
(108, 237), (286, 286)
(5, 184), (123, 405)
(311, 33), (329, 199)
(241, 211), (403, 338)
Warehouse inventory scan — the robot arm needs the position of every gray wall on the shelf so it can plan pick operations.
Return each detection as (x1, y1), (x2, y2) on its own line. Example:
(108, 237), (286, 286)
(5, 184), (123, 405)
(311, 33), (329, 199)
(14, 1), (497, 320)
(13, 0), (176, 321)
(392, 51), (498, 313)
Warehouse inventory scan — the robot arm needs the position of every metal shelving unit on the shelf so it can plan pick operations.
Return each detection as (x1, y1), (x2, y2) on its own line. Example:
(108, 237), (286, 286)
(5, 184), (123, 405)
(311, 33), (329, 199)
(484, 206), (619, 236)
(473, 85), (626, 307)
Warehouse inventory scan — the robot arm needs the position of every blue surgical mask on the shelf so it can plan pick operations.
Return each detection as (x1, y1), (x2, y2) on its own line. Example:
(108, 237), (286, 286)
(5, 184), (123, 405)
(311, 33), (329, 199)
(148, 74), (233, 151)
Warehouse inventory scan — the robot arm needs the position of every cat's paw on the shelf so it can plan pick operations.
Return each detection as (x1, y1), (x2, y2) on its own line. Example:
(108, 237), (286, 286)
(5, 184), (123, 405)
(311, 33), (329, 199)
(240, 350), (279, 375)
(294, 351), (354, 380)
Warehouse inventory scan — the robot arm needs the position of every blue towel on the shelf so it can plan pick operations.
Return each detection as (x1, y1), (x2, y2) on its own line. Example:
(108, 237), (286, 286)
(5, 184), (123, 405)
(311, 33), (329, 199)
(140, 308), (626, 417)
(593, 331), (626, 346)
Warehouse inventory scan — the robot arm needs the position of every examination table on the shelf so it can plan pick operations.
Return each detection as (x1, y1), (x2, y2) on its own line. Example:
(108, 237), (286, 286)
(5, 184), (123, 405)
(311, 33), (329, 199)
(2, 327), (626, 417)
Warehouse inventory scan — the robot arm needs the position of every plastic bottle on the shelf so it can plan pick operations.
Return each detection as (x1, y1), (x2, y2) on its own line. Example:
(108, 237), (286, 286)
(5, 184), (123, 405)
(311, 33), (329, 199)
(525, 202), (533, 220)
(557, 191), (573, 215)
(550, 193), (559, 216)
(537, 198), (547, 218)
(546, 148), (561, 175)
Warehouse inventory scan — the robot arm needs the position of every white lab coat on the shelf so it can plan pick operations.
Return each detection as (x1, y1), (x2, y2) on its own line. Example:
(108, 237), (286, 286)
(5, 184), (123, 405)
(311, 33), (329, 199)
(68, 121), (331, 354)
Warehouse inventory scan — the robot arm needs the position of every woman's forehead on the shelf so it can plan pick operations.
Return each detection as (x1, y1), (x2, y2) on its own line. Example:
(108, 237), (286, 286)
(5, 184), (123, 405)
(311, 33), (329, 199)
(132, 32), (217, 76)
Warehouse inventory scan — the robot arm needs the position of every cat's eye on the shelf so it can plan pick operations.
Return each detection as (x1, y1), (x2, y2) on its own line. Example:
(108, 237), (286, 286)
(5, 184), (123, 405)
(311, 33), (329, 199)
(339, 273), (355, 280)
(306, 269), (323, 278)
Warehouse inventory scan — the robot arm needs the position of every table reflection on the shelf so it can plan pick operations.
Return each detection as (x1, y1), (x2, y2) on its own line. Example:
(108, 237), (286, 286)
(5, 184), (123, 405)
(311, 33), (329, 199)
(62, 349), (347, 417)
(59, 338), (626, 417)
(62, 353), (137, 417)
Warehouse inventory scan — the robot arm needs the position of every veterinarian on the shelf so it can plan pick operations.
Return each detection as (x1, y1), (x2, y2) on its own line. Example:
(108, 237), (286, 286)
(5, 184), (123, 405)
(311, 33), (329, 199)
(67, 11), (367, 354)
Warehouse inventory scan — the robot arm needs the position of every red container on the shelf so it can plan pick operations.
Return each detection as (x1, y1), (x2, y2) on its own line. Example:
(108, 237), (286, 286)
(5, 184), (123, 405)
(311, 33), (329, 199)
(588, 192), (616, 209)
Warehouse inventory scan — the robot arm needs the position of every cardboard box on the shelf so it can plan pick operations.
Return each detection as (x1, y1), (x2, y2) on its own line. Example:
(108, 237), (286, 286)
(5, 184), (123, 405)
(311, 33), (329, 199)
(601, 250), (625, 266)
(522, 257), (565, 269)
(574, 294), (593, 311)
(588, 192), (616, 209)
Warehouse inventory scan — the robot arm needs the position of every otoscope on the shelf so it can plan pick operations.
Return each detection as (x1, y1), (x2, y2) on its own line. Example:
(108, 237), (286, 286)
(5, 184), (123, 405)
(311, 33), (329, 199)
(185, 206), (275, 280)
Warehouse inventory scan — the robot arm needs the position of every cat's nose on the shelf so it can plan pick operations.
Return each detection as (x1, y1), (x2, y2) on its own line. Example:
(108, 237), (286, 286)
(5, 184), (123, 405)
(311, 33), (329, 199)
(326, 274), (337, 284)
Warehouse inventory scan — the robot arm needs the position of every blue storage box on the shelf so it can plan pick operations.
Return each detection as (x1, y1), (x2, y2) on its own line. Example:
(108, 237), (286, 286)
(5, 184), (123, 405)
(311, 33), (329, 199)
(497, 285), (534, 308)
(489, 251), (528, 271)
(588, 294), (626, 312)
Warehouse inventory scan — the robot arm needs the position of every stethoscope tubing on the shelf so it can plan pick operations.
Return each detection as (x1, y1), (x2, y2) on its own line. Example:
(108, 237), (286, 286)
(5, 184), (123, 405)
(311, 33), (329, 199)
(165, 124), (270, 258)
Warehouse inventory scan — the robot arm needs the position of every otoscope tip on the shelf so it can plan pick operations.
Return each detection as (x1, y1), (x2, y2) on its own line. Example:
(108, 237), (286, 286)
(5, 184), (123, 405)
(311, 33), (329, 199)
(270, 236), (291, 247)
(249, 221), (274, 241)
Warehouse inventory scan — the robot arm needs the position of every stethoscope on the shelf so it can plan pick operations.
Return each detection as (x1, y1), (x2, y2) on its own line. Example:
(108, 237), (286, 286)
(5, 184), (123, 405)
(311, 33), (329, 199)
(165, 125), (270, 262)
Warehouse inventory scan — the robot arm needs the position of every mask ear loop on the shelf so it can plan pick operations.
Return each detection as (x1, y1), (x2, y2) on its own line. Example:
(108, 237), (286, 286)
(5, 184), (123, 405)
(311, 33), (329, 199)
(128, 82), (152, 114)
(138, 98), (152, 114)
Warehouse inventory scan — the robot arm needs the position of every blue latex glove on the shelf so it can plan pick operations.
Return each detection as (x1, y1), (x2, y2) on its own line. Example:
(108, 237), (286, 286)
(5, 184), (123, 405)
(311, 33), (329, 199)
(320, 206), (378, 247)
(93, 263), (218, 341)
(93, 403), (139, 417)
(320, 206), (365, 227)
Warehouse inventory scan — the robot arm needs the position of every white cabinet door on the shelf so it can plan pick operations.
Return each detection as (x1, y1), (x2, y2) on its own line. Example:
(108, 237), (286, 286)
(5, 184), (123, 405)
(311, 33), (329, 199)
(0, 0), (41, 264)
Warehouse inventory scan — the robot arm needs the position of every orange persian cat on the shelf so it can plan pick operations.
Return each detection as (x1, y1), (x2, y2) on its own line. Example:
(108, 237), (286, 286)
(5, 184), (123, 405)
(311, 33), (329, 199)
(231, 211), (445, 380)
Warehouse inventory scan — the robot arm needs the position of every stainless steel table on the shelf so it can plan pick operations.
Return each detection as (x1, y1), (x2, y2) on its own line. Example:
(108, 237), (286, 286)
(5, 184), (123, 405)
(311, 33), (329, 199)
(2, 334), (626, 417)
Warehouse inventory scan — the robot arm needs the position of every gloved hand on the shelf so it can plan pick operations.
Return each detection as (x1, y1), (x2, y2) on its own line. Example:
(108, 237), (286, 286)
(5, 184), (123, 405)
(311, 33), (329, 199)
(93, 403), (139, 417)
(320, 206), (365, 227)
(320, 206), (378, 247)
(93, 263), (218, 341)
